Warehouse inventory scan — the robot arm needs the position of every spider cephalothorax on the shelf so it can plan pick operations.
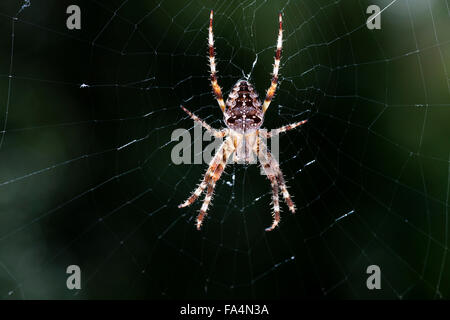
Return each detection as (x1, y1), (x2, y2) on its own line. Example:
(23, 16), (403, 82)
(178, 11), (307, 231)
(224, 80), (263, 132)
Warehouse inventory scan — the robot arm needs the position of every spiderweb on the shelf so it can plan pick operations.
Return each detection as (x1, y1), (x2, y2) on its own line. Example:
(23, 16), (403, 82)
(0, 0), (449, 299)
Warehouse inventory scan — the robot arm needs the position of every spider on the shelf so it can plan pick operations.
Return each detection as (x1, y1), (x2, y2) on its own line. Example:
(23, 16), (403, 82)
(178, 11), (307, 231)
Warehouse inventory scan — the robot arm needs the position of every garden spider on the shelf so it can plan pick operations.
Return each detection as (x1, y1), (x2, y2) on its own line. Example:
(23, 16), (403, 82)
(179, 11), (307, 231)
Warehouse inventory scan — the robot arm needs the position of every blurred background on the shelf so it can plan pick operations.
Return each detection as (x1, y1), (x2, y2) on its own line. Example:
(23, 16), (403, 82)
(0, 0), (449, 299)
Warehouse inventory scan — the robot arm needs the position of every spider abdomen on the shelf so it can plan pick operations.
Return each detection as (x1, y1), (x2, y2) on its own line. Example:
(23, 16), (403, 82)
(225, 80), (263, 132)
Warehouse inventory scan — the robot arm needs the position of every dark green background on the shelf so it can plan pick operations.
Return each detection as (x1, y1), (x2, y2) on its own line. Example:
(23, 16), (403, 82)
(0, 0), (449, 299)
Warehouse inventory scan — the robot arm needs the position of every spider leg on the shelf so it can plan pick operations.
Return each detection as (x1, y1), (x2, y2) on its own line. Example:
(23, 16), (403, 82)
(263, 120), (308, 138)
(275, 169), (296, 213)
(262, 13), (283, 114)
(195, 139), (233, 230)
(208, 10), (226, 113)
(178, 180), (208, 209)
(178, 140), (227, 208)
(196, 181), (217, 230)
(179, 137), (233, 229)
(265, 175), (281, 232)
(177, 147), (224, 209)
(180, 105), (226, 138)
(258, 139), (296, 231)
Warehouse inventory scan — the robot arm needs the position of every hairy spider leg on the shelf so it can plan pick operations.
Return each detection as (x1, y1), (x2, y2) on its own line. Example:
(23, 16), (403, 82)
(265, 175), (281, 231)
(180, 105), (227, 138)
(209, 10), (226, 113)
(179, 137), (234, 229)
(262, 13), (283, 114)
(258, 140), (296, 231)
(263, 120), (308, 138)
